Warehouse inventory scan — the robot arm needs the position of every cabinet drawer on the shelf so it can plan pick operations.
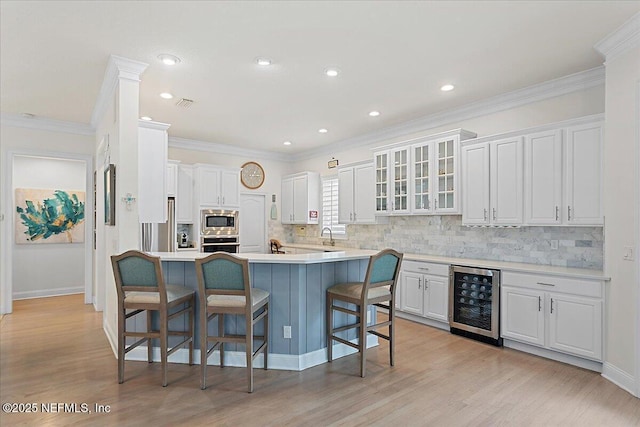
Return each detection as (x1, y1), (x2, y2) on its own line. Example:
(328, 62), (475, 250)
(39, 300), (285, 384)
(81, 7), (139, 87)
(502, 271), (602, 298)
(402, 260), (449, 277)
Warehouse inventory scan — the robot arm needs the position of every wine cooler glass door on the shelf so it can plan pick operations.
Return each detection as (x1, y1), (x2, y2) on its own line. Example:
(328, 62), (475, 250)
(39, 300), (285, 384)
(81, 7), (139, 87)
(449, 266), (500, 340)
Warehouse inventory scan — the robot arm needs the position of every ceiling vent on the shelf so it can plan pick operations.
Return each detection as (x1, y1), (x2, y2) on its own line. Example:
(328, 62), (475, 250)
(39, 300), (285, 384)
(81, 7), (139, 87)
(176, 98), (194, 108)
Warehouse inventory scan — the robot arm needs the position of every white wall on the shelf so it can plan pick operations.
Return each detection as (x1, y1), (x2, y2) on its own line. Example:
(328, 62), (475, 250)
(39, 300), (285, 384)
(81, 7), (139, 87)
(602, 44), (640, 396)
(12, 156), (86, 298)
(0, 124), (94, 312)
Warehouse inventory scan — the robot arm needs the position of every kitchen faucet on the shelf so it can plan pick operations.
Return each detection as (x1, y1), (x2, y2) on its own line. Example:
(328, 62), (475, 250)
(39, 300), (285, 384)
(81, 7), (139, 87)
(321, 227), (335, 246)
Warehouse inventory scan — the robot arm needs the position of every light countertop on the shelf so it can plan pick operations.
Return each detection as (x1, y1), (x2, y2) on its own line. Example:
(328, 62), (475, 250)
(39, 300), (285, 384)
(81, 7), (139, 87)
(150, 246), (607, 281)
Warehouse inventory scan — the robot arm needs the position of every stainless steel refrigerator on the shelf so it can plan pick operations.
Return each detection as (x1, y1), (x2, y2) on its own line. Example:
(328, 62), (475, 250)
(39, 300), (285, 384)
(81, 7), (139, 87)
(141, 197), (176, 252)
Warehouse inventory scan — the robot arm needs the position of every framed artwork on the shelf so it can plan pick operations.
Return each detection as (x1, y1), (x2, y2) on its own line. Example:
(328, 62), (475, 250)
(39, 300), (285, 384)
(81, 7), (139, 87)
(104, 164), (116, 225)
(15, 188), (86, 244)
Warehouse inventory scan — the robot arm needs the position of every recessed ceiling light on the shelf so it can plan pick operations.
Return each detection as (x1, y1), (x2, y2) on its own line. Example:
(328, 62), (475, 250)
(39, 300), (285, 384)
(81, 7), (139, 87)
(441, 84), (455, 92)
(325, 69), (339, 77)
(283, 141), (292, 146)
(256, 58), (272, 66)
(369, 111), (380, 117)
(158, 54), (181, 66)
(160, 92), (174, 99)
(318, 128), (328, 134)
(140, 116), (153, 121)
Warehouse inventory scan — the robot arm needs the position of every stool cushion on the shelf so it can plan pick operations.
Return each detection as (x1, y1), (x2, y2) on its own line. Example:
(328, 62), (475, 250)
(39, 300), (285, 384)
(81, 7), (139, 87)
(125, 285), (194, 304)
(207, 288), (269, 309)
(327, 282), (391, 300)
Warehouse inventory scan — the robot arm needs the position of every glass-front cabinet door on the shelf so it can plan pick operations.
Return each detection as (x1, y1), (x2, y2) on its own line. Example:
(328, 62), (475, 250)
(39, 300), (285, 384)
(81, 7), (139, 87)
(374, 151), (388, 214)
(412, 143), (432, 213)
(391, 148), (410, 213)
(436, 138), (458, 213)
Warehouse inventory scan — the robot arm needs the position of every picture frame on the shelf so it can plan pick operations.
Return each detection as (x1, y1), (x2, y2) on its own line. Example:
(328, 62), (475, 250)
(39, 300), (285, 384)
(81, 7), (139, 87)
(104, 164), (116, 225)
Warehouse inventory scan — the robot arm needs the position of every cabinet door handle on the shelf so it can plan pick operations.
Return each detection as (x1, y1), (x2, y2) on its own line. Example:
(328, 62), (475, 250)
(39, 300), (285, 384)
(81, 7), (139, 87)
(350, 212), (353, 221)
(418, 267), (430, 271)
(550, 298), (554, 314)
(217, 196), (220, 204)
(418, 278), (421, 289)
(568, 206), (572, 221)
(435, 200), (438, 209)
(538, 296), (542, 312)
(425, 278), (429, 289)
(222, 196), (225, 204)
(555, 206), (559, 221)
(483, 209), (487, 221)
(493, 208), (496, 220)
(354, 212), (357, 221)
(537, 282), (555, 287)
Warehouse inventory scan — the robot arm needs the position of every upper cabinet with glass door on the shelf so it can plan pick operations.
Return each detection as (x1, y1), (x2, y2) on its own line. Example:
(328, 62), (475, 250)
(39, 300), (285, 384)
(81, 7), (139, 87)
(374, 129), (476, 216)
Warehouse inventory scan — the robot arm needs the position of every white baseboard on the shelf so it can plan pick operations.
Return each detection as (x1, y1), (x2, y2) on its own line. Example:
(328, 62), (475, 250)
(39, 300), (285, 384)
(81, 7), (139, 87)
(13, 287), (83, 300)
(503, 339), (602, 372)
(124, 335), (379, 372)
(602, 362), (637, 397)
(103, 317), (118, 357)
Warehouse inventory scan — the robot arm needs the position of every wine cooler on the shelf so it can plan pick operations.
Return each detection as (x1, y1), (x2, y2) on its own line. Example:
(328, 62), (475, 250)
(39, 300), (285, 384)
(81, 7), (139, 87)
(449, 265), (502, 346)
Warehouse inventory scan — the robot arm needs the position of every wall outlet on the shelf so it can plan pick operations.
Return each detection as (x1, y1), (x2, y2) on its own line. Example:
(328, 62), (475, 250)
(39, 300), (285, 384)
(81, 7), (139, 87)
(550, 240), (559, 250)
(295, 226), (306, 237)
(283, 325), (292, 339)
(623, 246), (634, 261)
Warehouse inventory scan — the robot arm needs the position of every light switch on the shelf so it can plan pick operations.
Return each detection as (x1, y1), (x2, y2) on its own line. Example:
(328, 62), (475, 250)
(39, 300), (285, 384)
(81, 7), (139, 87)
(623, 246), (634, 261)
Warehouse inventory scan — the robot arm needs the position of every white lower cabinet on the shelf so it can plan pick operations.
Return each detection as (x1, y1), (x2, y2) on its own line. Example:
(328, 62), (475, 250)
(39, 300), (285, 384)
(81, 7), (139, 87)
(399, 261), (448, 323)
(501, 272), (603, 361)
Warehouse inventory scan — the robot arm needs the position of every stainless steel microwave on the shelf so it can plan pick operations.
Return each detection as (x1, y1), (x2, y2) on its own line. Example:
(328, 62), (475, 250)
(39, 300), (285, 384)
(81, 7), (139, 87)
(200, 209), (238, 236)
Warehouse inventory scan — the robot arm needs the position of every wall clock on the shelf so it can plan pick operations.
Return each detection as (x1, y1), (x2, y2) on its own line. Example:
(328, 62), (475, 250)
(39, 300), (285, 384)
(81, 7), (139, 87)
(240, 161), (265, 189)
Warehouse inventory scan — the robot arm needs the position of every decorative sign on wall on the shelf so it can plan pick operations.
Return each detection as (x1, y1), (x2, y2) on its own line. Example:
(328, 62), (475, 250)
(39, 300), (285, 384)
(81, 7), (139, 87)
(15, 188), (86, 244)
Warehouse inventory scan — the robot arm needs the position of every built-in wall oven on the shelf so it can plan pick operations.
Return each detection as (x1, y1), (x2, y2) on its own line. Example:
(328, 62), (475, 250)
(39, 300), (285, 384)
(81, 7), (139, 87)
(200, 209), (239, 253)
(449, 265), (502, 346)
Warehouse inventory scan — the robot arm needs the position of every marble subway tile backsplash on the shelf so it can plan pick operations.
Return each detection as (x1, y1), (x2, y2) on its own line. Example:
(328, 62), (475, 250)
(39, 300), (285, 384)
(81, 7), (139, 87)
(270, 216), (603, 270)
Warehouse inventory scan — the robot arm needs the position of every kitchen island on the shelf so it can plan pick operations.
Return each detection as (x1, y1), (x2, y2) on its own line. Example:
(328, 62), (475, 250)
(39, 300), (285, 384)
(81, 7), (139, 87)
(132, 250), (379, 371)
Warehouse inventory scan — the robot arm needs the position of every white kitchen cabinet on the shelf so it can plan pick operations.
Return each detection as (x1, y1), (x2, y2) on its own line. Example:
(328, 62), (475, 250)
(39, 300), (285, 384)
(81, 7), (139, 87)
(375, 129), (474, 217)
(501, 271), (603, 361)
(524, 130), (563, 225)
(138, 120), (170, 223)
(564, 122), (603, 225)
(374, 147), (410, 215)
(399, 260), (449, 324)
(547, 293), (602, 360)
(167, 161), (179, 197)
(411, 135), (462, 214)
(195, 164), (240, 209)
(176, 164), (194, 223)
(338, 161), (375, 224)
(461, 137), (523, 225)
(501, 286), (546, 347)
(281, 172), (320, 225)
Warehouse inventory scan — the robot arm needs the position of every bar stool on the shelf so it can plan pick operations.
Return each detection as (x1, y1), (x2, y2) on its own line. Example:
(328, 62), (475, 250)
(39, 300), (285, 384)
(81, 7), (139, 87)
(195, 252), (269, 392)
(110, 250), (195, 386)
(269, 238), (285, 254)
(326, 248), (403, 377)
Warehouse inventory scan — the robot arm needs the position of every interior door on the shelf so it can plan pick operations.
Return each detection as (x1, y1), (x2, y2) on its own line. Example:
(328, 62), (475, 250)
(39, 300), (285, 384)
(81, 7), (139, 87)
(239, 193), (266, 253)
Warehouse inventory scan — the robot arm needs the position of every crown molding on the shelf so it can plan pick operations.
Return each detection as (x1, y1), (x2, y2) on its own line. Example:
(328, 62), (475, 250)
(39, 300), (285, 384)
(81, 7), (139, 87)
(169, 136), (291, 162)
(595, 12), (640, 63)
(291, 66), (605, 161)
(1, 113), (94, 136)
(90, 55), (149, 128)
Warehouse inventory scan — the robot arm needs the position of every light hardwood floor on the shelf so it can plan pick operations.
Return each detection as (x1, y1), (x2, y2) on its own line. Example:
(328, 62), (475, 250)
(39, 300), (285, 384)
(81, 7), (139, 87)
(1, 294), (638, 426)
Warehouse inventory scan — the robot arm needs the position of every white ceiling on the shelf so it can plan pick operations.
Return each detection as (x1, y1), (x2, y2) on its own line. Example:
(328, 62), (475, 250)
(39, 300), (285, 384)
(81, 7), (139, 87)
(1, 1), (638, 155)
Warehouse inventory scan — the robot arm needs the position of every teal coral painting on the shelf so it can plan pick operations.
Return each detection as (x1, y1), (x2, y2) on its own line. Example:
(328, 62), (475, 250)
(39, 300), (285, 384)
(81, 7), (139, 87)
(15, 188), (86, 244)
